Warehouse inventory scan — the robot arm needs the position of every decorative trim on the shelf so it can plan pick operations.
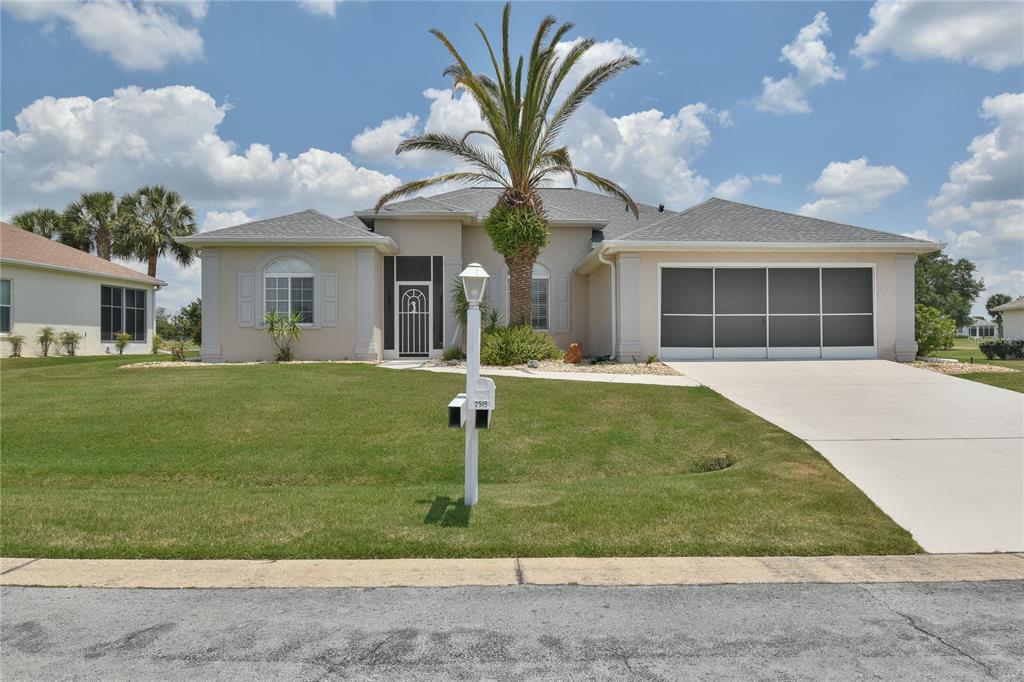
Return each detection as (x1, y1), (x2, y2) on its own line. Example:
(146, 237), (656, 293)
(238, 273), (255, 327)
(200, 249), (222, 362)
(354, 248), (379, 360)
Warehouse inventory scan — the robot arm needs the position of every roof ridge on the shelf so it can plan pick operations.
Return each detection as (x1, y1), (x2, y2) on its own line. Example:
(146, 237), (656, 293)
(612, 197), (715, 241)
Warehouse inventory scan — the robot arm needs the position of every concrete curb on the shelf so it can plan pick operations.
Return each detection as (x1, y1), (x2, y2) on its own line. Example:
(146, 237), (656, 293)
(2, 554), (1022, 589)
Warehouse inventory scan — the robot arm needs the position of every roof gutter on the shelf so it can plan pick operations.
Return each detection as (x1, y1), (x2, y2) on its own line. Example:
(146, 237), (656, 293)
(597, 250), (616, 360)
(175, 236), (400, 254)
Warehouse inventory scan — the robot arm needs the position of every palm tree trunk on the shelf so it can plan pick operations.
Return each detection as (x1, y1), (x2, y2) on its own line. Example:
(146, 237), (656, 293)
(96, 225), (111, 260)
(506, 245), (537, 327)
(147, 250), (158, 278)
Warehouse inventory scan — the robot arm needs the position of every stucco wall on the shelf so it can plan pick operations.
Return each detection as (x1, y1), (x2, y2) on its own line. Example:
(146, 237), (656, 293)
(211, 246), (374, 362)
(1002, 309), (1024, 339)
(375, 219), (462, 257)
(461, 224), (591, 348)
(0, 263), (156, 357)
(615, 250), (915, 361)
(587, 263), (613, 357)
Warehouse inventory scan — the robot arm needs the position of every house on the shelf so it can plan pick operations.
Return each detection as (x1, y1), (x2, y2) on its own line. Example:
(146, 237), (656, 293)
(992, 296), (1024, 339)
(0, 222), (164, 356)
(176, 190), (942, 363)
(959, 317), (1000, 338)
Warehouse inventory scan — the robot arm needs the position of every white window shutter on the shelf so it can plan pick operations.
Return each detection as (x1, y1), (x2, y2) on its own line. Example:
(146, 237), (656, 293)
(238, 272), (254, 327)
(322, 272), (338, 327)
(556, 275), (570, 332)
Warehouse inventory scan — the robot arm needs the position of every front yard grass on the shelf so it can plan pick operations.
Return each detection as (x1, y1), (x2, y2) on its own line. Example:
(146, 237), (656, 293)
(931, 337), (1024, 393)
(0, 356), (920, 558)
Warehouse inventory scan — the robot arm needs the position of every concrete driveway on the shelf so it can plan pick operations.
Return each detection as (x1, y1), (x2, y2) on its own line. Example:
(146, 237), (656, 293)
(668, 360), (1024, 554)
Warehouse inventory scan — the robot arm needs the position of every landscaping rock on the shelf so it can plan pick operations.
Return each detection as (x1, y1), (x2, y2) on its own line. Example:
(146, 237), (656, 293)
(564, 343), (583, 364)
(527, 359), (540, 369)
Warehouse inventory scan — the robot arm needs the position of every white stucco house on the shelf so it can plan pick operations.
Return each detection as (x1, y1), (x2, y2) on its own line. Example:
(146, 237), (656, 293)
(992, 296), (1024, 339)
(959, 317), (1000, 338)
(177, 189), (942, 364)
(0, 222), (164, 356)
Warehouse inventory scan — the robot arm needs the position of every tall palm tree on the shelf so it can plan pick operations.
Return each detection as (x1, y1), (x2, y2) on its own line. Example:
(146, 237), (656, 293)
(375, 2), (640, 326)
(62, 191), (123, 260)
(119, 185), (197, 278)
(11, 208), (65, 241)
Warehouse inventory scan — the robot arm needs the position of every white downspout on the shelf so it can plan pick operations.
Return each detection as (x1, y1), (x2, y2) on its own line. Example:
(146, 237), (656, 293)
(597, 249), (616, 359)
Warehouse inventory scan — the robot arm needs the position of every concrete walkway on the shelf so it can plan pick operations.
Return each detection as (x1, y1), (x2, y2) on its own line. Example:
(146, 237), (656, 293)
(668, 360), (1024, 554)
(3, 554), (1022, 589)
(380, 360), (701, 386)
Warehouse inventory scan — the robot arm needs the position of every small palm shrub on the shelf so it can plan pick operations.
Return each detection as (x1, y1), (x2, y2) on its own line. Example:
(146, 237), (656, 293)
(480, 325), (561, 366)
(8, 334), (25, 357)
(114, 331), (132, 355)
(264, 311), (303, 362)
(441, 346), (465, 362)
(152, 334), (164, 354)
(915, 304), (956, 356)
(978, 338), (1024, 360)
(58, 330), (82, 356)
(170, 339), (188, 361)
(37, 326), (56, 356)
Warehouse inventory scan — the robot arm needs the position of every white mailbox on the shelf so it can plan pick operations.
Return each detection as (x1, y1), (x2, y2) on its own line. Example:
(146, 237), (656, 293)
(447, 393), (467, 429)
(471, 377), (496, 429)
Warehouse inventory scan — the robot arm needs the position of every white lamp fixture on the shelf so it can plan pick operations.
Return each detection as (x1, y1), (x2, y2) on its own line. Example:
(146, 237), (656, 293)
(459, 263), (489, 306)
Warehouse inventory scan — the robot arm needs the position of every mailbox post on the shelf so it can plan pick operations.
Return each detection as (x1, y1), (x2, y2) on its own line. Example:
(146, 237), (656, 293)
(459, 263), (490, 506)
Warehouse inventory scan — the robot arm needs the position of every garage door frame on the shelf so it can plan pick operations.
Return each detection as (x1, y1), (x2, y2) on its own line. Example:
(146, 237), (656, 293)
(658, 262), (877, 361)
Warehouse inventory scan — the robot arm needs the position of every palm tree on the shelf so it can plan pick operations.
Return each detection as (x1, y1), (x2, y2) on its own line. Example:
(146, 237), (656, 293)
(9, 208), (92, 250)
(119, 185), (197, 278)
(375, 2), (640, 326)
(62, 191), (125, 260)
(986, 293), (1013, 335)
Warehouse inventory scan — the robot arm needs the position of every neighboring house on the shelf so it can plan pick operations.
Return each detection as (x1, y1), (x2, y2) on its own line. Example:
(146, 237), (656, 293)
(177, 190), (941, 364)
(960, 317), (1000, 338)
(0, 222), (164, 356)
(992, 296), (1024, 339)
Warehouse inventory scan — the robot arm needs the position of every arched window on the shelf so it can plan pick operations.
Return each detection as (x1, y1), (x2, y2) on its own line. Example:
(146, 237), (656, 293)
(507, 262), (550, 330)
(264, 257), (315, 323)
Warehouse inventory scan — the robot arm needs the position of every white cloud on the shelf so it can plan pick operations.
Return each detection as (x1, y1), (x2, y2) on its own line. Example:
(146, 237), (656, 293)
(297, 0), (341, 18)
(927, 92), (1024, 312)
(553, 37), (645, 92)
(713, 174), (783, 200)
(202, 210), (252, 232)
(799, 157), (908, 219)
(854, 1), (1024, 72)
(755, 11), (845, 115)
(1, 85), (401, 313)
(754, 174), (782, 184)
(3, 0), (204, 71)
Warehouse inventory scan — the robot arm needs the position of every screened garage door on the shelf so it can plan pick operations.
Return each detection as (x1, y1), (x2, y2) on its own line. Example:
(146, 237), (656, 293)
(659, 266), (874, 360)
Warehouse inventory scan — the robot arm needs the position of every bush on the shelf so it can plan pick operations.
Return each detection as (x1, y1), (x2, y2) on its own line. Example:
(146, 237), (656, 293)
(441, 346), (465, 362)
(170, 339), (188, 361)
(264, 311), (303, 362)
(915, 304), (956, 356)
(36, 326), (56, 357)
(58, 330), (82, 356)
(152, 334), (164, 354)
(114, 331), (132, 355)
(978, 338), (1024, 360)
(480, 325), (561, 366)
(7, 334), (25, 357)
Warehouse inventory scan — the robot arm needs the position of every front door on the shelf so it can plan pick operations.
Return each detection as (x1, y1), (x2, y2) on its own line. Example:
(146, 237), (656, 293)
(398, 284), (430, 357)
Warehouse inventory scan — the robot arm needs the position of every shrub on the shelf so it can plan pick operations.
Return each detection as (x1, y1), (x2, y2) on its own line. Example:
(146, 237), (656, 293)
(152, 334), (164, 354)
(480, 324), (561, 366)
(978, 338), (1024, 360)
(441, 346), (465, 362)
(7, 334), (25, 357)
(58, 330), (82, 356)
(36, 326), (56, 357)
(170, 339), (188, 361)
(915, 304), (956, 357)
(264, 311), (303, 362)
(114, 331), (132, 355)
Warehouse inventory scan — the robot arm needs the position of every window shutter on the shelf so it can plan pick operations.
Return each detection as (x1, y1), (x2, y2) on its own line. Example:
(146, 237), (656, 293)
(238, 272), (255, 327)
(322, 272), (338, 327)
(556, 275), (570, 332)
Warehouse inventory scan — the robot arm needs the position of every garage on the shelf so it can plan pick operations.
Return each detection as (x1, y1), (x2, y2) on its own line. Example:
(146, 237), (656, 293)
(659, 265), (875, 360)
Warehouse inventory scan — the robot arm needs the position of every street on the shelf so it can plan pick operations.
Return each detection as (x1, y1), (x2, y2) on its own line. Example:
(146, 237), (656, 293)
(2, 581), (1022, 680)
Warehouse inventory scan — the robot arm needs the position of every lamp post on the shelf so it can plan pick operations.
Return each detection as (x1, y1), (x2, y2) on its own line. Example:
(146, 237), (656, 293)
(459, 263), (489, 507)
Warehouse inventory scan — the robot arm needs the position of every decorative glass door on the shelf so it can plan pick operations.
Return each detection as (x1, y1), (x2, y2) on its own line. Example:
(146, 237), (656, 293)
(398, 285), (430, 357)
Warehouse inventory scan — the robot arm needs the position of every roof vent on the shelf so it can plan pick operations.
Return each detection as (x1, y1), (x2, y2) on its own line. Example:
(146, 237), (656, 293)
(658, 204), (665, 212)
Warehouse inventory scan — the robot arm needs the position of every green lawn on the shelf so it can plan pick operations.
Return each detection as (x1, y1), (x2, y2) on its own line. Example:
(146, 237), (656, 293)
(0, 355), (919, 559)
(930, 337), (1024, 393)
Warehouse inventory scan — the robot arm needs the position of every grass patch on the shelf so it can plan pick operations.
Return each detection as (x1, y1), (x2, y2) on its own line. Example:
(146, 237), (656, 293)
(931, 338), (1024, 393)
(0, 356), (919, 558)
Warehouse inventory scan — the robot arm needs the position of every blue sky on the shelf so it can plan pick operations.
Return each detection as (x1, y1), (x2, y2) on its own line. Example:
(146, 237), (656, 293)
(2, 1), (1022, 314)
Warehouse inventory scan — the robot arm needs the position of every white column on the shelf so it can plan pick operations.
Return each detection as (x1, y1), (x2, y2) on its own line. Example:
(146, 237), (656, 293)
(464, 301), (480, 506)
(894, 254), (918, 362)
(443, 255), (463, 348)
(354, 247), (379, 360)
(616, 254), (644, 361)
(199, 249), (221, 362)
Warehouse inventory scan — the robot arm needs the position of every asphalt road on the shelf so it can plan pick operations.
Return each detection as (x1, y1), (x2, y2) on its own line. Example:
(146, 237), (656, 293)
(2, 581), (1022, 680)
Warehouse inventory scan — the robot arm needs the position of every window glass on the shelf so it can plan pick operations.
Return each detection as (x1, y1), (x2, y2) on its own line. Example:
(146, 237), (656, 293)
(101, 285), (124, 341)
(125, 288), (146, 341)
(531, 278), (549, 329)
(396, 256), (432, 282)
(291, 277), (314, 323)
(0, 280), (9, 333)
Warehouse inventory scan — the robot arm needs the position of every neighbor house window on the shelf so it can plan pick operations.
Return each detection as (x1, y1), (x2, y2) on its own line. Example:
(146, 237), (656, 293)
(507, 263), (550, 330)
(264, 257), (314, 323)
(0, 279), (10, 333)
(101, 285), (147, 341)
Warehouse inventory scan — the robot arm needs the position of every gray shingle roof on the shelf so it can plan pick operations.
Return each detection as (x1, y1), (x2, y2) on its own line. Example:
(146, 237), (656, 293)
(616, 198), (936, 244)
(992, 295), (1024, 312)
(180, 209), (387, 243)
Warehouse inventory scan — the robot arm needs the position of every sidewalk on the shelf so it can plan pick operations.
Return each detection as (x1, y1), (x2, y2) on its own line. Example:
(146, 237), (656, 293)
(379, 360), (702, 386)
(3, 554), (1022, 589)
